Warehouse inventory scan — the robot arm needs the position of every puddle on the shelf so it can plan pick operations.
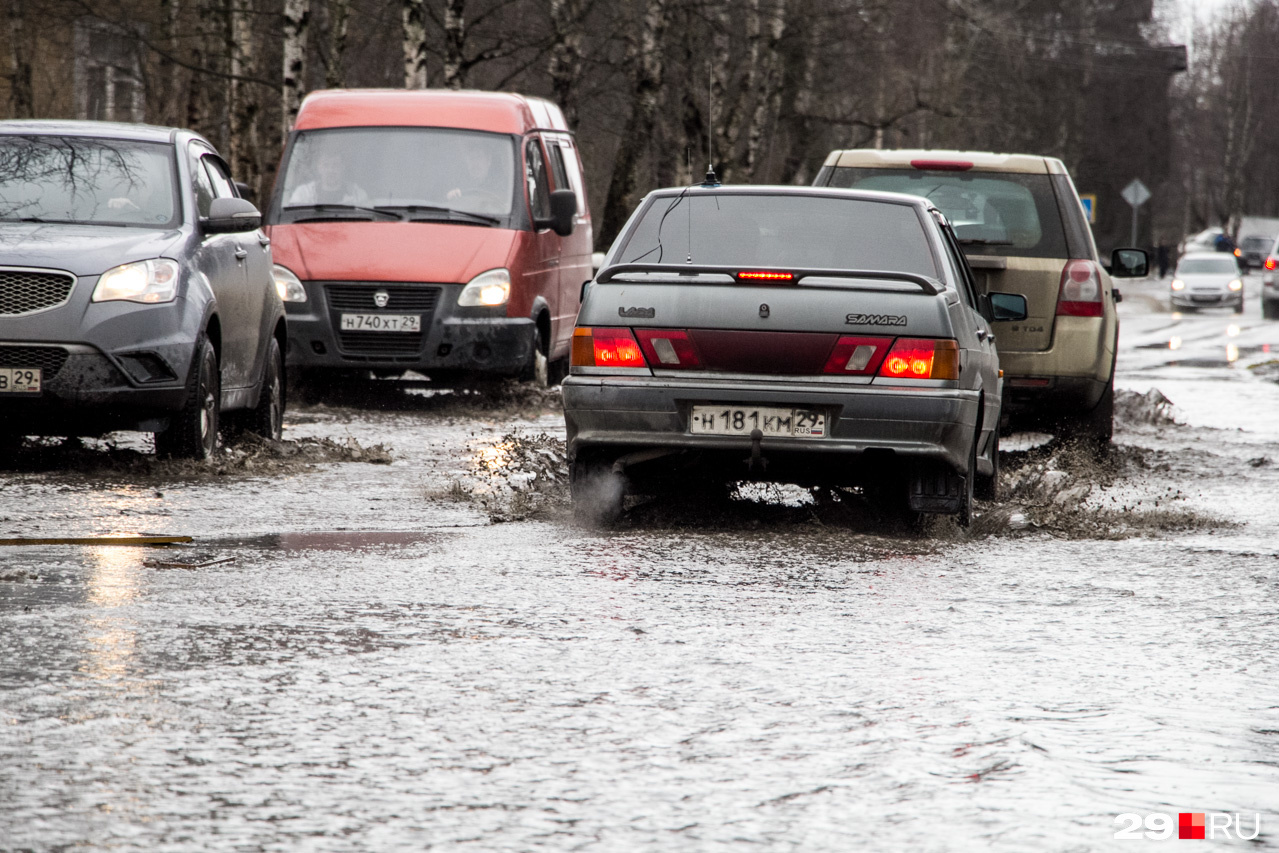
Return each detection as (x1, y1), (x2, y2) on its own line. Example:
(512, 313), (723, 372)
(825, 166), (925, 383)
(210, 531), (443, 552)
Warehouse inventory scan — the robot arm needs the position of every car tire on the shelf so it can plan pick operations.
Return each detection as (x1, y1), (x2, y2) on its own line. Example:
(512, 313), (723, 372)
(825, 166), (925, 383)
(1066, 372), (1114, 451)
(521, 325), (549, 387)
(156, 335), (220, 460)
(974, 427), (999, 501)
(957, 430), (977, 528)
(1264, 300), (1279, 320)
(224, 338), (285, 443)
(1234, 300), (1245, 315)
(569, 450), (625, 527)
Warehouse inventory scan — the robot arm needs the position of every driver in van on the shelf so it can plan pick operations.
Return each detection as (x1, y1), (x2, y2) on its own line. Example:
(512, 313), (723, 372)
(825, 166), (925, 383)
(445, 146), (500, 207)
(287, 148), (368, 206)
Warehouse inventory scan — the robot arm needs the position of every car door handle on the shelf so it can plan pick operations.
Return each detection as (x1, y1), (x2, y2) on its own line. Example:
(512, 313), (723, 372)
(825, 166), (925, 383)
(258, 235), (271, 248)
(977, 330), (988, 341)
(234, 248), (248, 260)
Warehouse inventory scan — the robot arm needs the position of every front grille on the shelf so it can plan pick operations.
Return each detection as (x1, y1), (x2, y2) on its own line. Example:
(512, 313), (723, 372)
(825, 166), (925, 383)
(0, 269), (76, 316)
(0, 345), (69, 380)
(324, 283), (441, 358)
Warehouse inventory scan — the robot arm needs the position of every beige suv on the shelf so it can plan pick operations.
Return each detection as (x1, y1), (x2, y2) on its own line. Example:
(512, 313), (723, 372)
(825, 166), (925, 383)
(815, 149), (1146, 446)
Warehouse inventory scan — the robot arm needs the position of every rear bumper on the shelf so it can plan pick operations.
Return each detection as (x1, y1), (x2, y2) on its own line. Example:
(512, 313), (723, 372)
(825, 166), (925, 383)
(283, 282), (535, 376)
(562, 375), (978, 476)
(0, 344), (188, 436)
(996, 315), (1114, 418)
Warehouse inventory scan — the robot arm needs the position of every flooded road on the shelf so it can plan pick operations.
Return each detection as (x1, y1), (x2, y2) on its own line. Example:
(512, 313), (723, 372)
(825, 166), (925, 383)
(3, 274), (1279, 851)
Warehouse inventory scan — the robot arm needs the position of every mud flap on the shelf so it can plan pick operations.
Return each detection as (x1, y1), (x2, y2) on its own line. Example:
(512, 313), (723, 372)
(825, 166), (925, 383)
(908, 462), (965, 514)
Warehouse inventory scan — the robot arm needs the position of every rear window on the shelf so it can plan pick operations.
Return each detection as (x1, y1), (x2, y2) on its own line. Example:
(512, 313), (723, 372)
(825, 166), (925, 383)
(1177, 256), (1238, 274)
(616, 193), (938, 278)
(825, 167), (1068, 260)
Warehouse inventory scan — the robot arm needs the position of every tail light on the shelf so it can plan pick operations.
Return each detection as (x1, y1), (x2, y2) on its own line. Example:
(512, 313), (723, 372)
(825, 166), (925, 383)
(571, 327), (647, 368)
(1056, 260), (1103, 317)
(634, 329), (702, 368)
(1265, 257), (1277, 271)
(823, 336), (892, 375)
(736, 271), (794, 282)
(877, 338), (959, 380)
(910, 159), (973, 171)
(1234, 248), (1243, 258)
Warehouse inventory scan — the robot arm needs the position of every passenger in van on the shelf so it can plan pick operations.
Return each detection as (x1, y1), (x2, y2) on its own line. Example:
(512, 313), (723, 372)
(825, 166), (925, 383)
(287, 148), (368, 206)
(445, 146), (503, 211)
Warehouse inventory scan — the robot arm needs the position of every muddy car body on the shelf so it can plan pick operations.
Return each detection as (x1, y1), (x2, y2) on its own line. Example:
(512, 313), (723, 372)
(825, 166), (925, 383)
(0, 120), (285, 458)
(562, 185), (1028, 525)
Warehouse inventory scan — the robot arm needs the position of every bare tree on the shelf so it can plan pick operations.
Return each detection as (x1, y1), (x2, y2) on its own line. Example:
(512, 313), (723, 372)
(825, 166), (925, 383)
(282, 0), (311, 134)
(326, 0), (350, 88)
(403, 0), (428, 87)
(8, 0), (35, 118)
(743, 0), (786, 180)
(546, 0), (590, 128)
(229, 0), (260, 188)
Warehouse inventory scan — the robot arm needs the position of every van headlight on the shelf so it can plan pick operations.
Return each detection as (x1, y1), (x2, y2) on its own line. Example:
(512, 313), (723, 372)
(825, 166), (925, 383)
(458, 268), (511, 307)
(92, 258), (180, 304)
(1228, 278), (1243, 292)
(272, 264), (307, 302)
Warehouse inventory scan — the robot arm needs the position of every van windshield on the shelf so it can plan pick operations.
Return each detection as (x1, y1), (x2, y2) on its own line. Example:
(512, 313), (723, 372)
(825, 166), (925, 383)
(271, 127), (520, 226)
(616, 192), (938, 278)
(0, 135), (178, 228)
(825, 167), (1068, 260)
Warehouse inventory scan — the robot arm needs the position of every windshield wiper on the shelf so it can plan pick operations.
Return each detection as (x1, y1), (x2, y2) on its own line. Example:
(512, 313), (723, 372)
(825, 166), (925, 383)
(381, 204), (501, 226)
(283, 203), (404, 221)
(9, 217), (77, 224)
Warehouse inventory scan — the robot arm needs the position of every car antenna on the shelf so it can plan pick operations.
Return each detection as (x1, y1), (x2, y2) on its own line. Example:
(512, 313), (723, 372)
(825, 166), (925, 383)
(702, 61), (720, 188)
(686, 147), (693, 264)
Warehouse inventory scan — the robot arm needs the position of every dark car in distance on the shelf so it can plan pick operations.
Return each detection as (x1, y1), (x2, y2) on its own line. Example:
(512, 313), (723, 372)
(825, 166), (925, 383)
(0, 121), (286, 459)
(563, 185), (1030, 527)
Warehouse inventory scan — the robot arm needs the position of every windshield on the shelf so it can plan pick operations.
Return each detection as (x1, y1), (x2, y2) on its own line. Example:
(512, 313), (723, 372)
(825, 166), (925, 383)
(615, 193), (939, 278)
(0, 135), (178, 228)
(1177, 257), (1239, 275)
(825, 167), (1068, 259)
(271, 127), (519, 225)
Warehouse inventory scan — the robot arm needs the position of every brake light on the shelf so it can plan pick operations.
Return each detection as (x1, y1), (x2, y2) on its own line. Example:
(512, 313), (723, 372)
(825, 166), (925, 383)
(1234, 248), (1243, 257)
(1266, 257), (1277, 271)
(910, 159), (973, 172)
(634, 329), (702, 368)
(822, 336), (892, 375)
(737, 271), (794, 281)
(877, 338), (959, 380)
(1056, 259), (1103, 317)
(571, 327), (647, 368)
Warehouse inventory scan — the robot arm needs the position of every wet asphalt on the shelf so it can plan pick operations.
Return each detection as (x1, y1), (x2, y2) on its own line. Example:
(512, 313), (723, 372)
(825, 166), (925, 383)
(2, 273), (1278, 851)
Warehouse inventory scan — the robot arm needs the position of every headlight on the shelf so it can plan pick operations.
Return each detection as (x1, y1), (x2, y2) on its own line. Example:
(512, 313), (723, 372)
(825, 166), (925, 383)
(458, 268), (511, 307)
(272, 264), (307, 302)
(91, 258), (180, 304)
(1228, 278), (1243, 292)
(1170, 278), (1185, 291)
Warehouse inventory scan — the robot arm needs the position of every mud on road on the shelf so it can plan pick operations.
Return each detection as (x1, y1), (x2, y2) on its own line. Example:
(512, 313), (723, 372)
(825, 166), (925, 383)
(3, 335), (1279, 850)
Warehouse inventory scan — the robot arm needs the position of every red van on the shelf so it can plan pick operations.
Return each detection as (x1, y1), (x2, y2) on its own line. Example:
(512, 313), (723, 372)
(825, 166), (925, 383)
(265, 90), (592, 386)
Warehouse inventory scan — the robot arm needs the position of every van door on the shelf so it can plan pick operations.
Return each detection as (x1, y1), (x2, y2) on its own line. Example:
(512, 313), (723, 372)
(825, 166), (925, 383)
(523, 137), (561, 352)
(544, 137), (590, 358)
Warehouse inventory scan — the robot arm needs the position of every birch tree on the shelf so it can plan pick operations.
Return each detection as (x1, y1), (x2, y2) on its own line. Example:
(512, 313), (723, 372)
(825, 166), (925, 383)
(229, 0), (259, 188)
(282, 0), (311, 135)
(326, 0), (350, 88)
(743, 0), (786, 181)
(546, 0), (590, 128)
(403, 0), (428, 88)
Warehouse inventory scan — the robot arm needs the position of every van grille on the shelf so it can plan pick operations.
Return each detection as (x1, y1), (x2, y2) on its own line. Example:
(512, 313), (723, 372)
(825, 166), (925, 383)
(0, 269), (76, 316)
(0, 345), (69, 380)
(323, 283), (441, 358)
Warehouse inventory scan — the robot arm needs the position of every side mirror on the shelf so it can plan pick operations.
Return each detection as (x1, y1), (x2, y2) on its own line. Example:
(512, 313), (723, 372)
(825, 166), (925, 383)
(988, 291), (1028, 322)
(580, 279), (592, 302)
(1110, 247), (1149, 278)
(540, 189), (577, 237)
(202, 197), (261, 234)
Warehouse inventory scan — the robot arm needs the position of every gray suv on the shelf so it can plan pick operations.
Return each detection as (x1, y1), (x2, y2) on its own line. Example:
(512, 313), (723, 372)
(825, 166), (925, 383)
(0, 121), (286, 459)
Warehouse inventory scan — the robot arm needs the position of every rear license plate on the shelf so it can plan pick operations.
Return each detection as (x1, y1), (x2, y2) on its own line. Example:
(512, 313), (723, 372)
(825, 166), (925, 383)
(0, 367), (41, 393)
(340, 313), (421, 332)
(689, 405), (826, 438)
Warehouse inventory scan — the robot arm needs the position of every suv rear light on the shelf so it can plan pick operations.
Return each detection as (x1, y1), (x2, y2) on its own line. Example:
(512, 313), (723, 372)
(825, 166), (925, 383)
(823, 336), (892, 375)
(877, 338), (959, 380)
(1056, 260), (1103, 317)
(736, 270), (794, 282)
(634, 329), (702, 368)
(571, 327), (647, 368)
(1266, 257), (1277, 271)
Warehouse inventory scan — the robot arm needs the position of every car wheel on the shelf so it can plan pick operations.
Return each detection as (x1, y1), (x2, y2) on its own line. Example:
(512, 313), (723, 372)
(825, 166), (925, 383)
(1066, 373), (1114, 451)
(156, 335), (219, 460)
(521, 325), (549, 387)
(1264, 300), (1279, 320)
(225, 338), (284, 443)
(1234, 300), (1245, 315)
(569, 450), (625, 527)
(974, 427), (999, 501)
(957, 430), (977, 528)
